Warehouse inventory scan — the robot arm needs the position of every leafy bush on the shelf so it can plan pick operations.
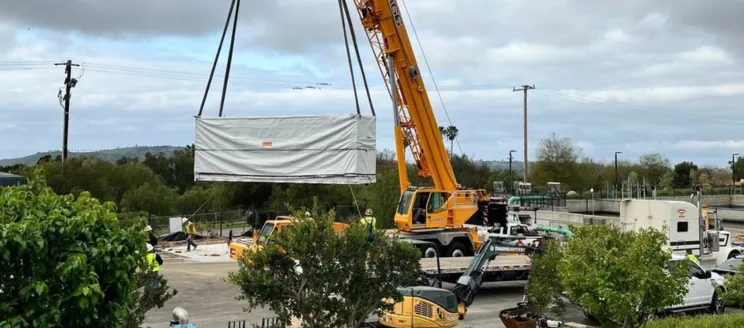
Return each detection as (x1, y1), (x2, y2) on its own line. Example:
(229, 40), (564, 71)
(0, 169), (170, 327)
(525, 238), (566, 318)
(556, 225), (689, 328)
(647, 314), (744, 328)
(229, 202), (422, 328)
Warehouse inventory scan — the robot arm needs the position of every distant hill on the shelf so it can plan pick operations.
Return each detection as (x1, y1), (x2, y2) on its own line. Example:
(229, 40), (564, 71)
(0, 146), (184, 166)
(1, 146), (534, 173)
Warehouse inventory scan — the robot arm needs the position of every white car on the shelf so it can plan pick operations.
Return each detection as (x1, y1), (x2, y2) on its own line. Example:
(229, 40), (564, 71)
(665, 254), (727, 315)
(583, 254), (726, 321)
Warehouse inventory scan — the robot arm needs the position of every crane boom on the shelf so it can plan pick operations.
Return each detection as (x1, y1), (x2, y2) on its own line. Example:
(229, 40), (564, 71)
(353, 0), (458, 191)
(353, 0), (490, 237)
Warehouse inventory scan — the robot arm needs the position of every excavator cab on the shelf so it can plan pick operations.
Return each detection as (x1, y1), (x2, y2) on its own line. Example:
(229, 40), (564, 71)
(378, 286), (460, 328)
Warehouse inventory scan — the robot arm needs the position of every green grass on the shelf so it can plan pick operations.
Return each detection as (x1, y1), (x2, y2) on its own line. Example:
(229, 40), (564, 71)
(647, 314), (744, 328)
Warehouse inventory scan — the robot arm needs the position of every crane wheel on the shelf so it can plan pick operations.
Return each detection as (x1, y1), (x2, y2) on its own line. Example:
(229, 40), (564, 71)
(446, 242), (467, 257)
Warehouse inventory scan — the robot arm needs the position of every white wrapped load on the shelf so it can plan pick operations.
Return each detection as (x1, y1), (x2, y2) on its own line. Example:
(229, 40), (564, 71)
(194, 115), (377, 184)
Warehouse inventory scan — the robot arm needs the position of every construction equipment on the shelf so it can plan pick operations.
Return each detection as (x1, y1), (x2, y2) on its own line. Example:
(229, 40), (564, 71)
(228, 215), (350, 260)
(351, 0), (502, 258)
(379, 236), (542, 327)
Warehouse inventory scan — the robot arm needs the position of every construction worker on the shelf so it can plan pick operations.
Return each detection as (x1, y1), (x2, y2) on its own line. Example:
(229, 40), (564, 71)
(144, 225), (158, 247)
(182, 218), (198, 252)
(145, 243), (163, 289)
(360, 208), (376, 230)
(686, 249), (700, 265)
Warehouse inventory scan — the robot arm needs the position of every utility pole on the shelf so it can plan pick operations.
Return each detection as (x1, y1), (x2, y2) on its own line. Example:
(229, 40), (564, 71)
(509, 150), (517, 194)
(614, 151), (622, 195)
(513, 84), (535, 183)
(730, 153), (740, 187)
(54, 60), (80, 162)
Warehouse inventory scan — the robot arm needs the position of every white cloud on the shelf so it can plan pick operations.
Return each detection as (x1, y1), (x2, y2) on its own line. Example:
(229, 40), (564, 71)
(1, 0), (744, 167)
(674, 140), (744, 151)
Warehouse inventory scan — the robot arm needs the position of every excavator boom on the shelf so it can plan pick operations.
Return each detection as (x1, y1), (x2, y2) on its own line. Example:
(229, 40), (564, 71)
(451, 237), (542, 316)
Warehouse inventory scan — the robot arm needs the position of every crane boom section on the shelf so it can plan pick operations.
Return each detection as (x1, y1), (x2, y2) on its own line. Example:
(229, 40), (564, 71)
(354, 0), (458, 191)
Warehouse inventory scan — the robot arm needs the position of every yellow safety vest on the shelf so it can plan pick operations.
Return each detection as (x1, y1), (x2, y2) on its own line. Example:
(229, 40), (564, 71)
(686, 253), (700, 265)
(361, 216), (377, 229)
(146, 253), (160, 272)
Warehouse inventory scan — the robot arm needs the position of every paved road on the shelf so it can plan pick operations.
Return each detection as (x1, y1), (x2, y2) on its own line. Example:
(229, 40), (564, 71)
(144, 260), (596, 328)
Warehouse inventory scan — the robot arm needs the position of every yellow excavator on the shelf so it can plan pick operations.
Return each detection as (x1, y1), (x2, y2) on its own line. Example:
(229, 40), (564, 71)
(379, 237), (543, 327)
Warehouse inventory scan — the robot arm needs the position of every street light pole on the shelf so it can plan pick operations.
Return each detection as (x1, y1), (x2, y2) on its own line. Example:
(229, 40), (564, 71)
(509, 150), (517, 194)
(614, 152), (622, 195)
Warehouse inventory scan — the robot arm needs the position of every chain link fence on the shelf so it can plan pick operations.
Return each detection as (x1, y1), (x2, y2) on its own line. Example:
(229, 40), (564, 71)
(140, 205), (364, 239)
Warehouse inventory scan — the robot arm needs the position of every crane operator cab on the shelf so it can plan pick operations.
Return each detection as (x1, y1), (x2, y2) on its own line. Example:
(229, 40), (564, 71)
(378, 286), (459, 328)
(396, 187), (486, 231)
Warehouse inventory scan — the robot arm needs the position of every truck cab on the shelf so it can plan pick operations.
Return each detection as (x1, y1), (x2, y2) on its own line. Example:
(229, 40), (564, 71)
(228, 216), (350, 261)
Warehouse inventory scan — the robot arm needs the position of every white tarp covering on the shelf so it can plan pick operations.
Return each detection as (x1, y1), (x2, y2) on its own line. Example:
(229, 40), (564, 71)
(194, 115), (376, 184)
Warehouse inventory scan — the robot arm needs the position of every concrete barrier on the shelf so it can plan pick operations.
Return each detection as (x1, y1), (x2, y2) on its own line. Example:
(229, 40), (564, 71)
(535, 210), (620, 228)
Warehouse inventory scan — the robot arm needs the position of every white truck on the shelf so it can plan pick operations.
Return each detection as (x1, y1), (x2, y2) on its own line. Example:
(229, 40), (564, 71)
(617, 199), (744, 266)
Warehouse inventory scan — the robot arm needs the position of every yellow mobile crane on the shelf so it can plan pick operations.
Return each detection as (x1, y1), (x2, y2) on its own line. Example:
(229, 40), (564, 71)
(352, 0), (491, 257)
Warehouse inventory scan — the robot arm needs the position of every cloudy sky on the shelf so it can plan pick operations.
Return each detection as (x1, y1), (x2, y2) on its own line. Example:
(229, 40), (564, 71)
(1, 0), (743, 167)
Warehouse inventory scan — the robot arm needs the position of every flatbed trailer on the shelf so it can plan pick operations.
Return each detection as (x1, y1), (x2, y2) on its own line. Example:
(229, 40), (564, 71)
(419, 255), (531, 284)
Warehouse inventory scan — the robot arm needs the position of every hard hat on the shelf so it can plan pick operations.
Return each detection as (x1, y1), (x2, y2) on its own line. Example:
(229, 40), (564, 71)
(182, 218), (189, 224)
(365, 208), (373, 216)
(146, 243), (154, 252)
(144, 225), (153, 232)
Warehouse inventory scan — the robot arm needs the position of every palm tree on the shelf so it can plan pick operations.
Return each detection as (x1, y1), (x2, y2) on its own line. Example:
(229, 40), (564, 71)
(437, 125), (458, 157)
(447, 126), (459, 157)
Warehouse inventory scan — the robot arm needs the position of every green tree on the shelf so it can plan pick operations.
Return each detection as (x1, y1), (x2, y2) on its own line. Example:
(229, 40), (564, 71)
(120, 181), (178, 215)
(229, 204), (421, 328)
(363, 168), (400, 229)
(659, 171), (674, 191)
(734, 157), (744, 182)
(0, 169), (175, 326)
(532, 133), (581, 188)
(525, 238), (566, 319)
(673, 161), (698, 188)
(639, 153), (671, 185)
(558, 225), (689, 328)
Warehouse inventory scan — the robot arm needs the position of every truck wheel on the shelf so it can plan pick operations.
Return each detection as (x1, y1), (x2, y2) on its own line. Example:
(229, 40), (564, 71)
(728, 251), (740, 260)
(421, 245), (439, 258)
(447, 242), (467, 257)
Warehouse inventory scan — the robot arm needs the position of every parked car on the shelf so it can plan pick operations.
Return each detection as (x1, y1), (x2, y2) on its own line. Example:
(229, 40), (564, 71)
(666, 254), (727, 315)
(711, 255), (744, 277)
(583, 254), (727, 321)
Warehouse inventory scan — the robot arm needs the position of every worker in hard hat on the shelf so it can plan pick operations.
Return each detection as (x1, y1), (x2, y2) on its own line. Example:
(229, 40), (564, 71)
(360, 208), (377, 230)
(146, 243), (163, 290)
(686, 249), (700, 265)
(144, 225), (158, 247)
(182, 218), (198, 252)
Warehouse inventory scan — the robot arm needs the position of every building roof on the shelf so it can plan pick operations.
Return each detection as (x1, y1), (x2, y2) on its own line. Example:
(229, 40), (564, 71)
(0, 172), (25, 187)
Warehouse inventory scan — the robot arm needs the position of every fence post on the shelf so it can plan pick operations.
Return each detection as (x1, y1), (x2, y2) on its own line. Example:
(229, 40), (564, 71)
(219, 206), (224, 237)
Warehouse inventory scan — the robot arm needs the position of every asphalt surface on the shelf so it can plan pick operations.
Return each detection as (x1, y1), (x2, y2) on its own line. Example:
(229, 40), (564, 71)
(143, 260), (597, 328)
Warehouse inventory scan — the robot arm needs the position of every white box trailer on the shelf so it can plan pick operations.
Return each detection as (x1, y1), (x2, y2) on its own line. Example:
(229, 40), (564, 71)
(619, 199), (743, 264)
